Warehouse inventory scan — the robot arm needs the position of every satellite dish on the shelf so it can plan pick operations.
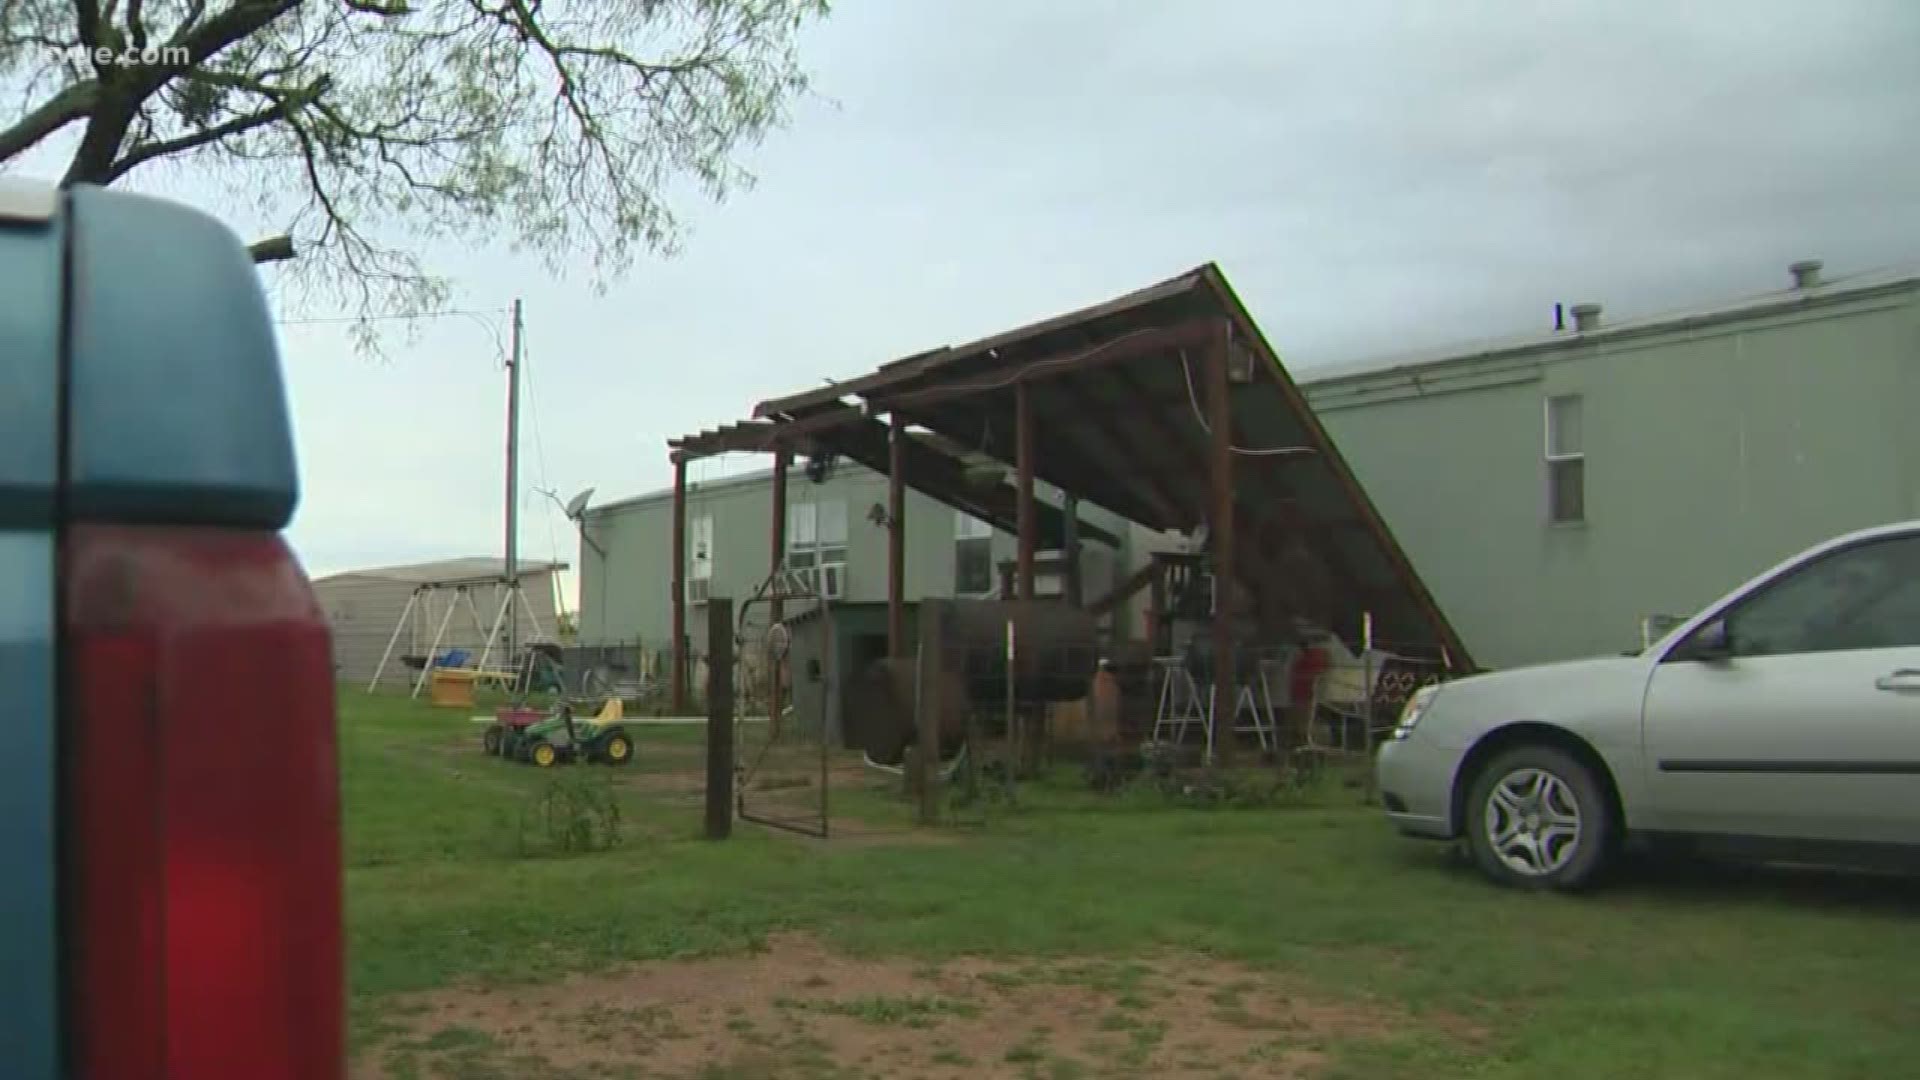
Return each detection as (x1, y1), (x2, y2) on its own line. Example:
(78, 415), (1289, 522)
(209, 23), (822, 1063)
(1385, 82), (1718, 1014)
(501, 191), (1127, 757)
(563, 487), (595, 520)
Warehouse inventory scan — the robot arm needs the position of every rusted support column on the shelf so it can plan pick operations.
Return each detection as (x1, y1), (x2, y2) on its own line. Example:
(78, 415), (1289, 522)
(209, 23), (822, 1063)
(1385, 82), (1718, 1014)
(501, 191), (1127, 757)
(670, 454), (689, 714)
(1148, 557), (1168, 654)
(769, 446), (790, 625)
(888, 412), (908, 658)
(1063, 493), (1083, 607)
(1015, 381), (1037, 602)
(1204, 323), (1237, 767)
(704, 597), (734, 840)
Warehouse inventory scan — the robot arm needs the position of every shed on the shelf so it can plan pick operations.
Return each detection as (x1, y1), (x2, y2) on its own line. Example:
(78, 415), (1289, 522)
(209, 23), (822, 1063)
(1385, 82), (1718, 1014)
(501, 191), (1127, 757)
(783, 601), (918, 748)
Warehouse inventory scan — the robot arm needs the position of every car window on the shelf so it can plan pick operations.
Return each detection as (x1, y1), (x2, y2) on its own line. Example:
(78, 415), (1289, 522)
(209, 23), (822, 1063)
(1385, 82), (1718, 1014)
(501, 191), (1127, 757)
(1725, 536), (1920, 657)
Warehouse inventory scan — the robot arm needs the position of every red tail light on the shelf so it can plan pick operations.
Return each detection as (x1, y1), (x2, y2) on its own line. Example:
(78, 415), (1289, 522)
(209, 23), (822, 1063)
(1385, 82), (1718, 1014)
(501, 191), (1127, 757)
(65, 524), (341, 1079)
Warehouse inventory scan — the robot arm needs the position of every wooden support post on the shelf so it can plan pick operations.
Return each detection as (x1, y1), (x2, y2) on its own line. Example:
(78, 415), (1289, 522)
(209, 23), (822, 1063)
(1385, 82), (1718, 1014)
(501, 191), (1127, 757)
(769, 447), (790, 624)
(888, 412), (908, 658)
(914, 600), (946, 826)
(1063, 494), (1083, 607)
(670, 455), (688, 715)
(1015, 381), (1037, 602)
(704, 597), (734, 840)
(1204, 324), (1237, 767)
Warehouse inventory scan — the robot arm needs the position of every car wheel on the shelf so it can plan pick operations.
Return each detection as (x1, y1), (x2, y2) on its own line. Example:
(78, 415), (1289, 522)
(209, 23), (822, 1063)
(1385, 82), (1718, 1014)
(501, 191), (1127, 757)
(529, 741), (558, 768)
(1464, 745), (1611, 891)
(482, 724), (504, 756)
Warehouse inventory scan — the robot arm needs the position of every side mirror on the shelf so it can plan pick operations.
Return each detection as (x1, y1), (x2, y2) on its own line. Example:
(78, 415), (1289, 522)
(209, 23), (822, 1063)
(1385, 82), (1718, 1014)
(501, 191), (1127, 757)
(1684, 619), (1734, 663)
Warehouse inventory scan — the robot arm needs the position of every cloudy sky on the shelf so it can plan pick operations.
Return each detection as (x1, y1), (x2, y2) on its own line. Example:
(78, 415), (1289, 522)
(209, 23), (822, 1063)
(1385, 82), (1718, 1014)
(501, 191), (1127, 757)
(34, 1), (1920, 594)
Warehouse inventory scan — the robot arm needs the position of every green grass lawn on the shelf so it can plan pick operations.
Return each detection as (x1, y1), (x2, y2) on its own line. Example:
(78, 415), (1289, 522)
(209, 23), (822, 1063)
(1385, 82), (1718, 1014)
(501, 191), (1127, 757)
(345, 691), (1920, 1079)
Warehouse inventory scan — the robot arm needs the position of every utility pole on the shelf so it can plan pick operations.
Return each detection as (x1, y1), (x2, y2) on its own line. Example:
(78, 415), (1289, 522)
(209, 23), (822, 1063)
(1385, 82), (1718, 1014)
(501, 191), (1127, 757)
(505, 299), (524, 667)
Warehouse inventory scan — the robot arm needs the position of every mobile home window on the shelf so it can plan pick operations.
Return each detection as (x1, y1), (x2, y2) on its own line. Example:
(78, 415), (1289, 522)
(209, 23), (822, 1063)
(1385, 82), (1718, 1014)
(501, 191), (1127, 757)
(1545, 394), (1584, 524)
(690, 515), (714, 581)
(955, 511), (994, 596)
(786, 500), (848, 596)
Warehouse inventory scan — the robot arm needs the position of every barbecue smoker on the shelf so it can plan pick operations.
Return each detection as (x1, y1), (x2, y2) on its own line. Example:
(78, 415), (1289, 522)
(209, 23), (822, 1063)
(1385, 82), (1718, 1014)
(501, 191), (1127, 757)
(844, 600), (1102, 765)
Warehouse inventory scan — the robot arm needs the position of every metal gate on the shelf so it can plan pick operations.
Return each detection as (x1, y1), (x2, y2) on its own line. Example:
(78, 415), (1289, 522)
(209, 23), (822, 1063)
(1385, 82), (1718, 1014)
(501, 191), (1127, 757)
(732, 571), (835, 838)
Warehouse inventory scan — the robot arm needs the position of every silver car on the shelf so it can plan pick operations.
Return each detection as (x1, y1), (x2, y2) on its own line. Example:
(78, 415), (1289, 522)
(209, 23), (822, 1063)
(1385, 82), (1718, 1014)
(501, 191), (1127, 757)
(1375, 520), (1920, 890)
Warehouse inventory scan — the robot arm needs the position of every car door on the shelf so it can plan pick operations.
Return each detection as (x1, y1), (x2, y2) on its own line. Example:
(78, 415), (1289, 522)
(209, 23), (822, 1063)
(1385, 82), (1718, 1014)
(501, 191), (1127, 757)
(1642, 532), (1920, 844)
(0, 182), (64, 1080)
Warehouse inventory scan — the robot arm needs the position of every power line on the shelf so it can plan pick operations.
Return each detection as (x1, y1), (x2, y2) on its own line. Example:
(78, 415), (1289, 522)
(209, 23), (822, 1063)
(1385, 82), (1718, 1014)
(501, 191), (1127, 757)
(274, 307), (505, 326)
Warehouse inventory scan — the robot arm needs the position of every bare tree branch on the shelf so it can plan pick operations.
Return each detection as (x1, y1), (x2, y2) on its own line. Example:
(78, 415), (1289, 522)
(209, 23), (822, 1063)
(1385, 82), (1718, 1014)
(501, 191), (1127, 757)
(104, 72), (330, 182)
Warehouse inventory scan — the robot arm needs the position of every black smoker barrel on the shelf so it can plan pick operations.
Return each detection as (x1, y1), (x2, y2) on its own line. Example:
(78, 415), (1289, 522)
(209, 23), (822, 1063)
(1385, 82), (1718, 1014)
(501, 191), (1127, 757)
(846, 600), (1101, 764)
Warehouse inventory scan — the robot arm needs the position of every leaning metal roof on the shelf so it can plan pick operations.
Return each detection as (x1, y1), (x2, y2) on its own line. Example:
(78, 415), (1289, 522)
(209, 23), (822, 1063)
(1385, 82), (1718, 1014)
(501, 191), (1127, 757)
(710, 262), (1472, 666)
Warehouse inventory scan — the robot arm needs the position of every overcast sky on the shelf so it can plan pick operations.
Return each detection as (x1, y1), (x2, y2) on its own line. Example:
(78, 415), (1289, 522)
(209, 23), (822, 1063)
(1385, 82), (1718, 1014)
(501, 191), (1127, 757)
(92, 1), (1920, 593)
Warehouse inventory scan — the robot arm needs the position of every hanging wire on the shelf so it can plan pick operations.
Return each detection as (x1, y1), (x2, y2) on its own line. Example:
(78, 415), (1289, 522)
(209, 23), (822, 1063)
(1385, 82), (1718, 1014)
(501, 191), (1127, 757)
(1177, 349), (1318, 457)
(276, 306), (512, 368)
(516, 319), (570, 624)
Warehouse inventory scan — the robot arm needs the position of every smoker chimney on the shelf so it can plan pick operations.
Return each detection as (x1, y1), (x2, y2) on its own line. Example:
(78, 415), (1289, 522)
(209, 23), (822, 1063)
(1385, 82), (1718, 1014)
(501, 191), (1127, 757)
(1570, 303), (1602, 332)
(1789, 259), (1823, 290)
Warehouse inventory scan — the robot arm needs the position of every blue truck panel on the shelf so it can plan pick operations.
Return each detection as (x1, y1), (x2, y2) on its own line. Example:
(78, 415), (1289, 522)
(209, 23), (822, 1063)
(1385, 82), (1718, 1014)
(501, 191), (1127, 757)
(0, 188), (61, 1079)
(0, 200), (61, 528)
(64, 185), (300, 529)
(0, 535), (56, 1080)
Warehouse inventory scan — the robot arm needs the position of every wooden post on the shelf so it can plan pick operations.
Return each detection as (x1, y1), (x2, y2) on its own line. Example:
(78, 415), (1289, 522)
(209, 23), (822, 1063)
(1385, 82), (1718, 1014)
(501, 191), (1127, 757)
(1063, 493), (1082, 607)
(670, 455), (688, 714)
(704, 597), (734, 840)
(1204, 323), (1237, 767)
(888, 412), (908, 658)
(768, 447), (790, 737)
(769, 447), (790, 625)
(914, 600), (946, 826)
(1015, 381), (1037, 603)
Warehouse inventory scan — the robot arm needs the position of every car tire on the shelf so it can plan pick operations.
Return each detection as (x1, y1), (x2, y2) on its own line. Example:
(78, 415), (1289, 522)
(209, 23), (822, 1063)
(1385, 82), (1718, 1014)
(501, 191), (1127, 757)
(1464, 745), (1612, 892)
(529, 741), (558, 768)
(482, 724), (504, 756)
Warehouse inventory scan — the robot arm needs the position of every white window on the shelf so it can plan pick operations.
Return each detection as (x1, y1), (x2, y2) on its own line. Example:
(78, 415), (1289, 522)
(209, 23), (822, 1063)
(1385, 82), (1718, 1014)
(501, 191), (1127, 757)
(687, 514), (714, 602)
(786, 500), (847, 598)
(1545, 394), (1584, 524)
(955, 512), (994, 596)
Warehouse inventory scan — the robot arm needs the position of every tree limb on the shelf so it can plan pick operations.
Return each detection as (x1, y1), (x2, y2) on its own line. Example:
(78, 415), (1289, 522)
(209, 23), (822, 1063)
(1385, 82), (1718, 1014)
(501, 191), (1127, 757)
(76, 0), (102, 52)
(0, 81), (102, 164)
(248, 234), (295, 262)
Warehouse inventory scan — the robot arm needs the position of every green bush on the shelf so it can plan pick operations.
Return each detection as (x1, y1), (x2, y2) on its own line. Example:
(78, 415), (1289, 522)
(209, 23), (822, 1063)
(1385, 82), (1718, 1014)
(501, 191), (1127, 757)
(513, 771), (623, 857)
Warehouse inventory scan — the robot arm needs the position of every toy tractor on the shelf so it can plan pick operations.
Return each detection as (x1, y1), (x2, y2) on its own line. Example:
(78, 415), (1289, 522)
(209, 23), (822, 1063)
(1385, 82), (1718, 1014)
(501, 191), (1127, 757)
(490, 698), (635, 768)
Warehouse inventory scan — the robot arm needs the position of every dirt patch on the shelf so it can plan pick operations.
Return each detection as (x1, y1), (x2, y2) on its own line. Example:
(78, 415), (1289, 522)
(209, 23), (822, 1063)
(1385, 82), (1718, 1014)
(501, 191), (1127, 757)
(354, 934), (1422, 1079)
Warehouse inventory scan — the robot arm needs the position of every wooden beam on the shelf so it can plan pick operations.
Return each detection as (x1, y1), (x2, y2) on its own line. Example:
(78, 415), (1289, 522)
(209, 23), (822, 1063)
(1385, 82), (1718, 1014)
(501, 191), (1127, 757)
(769, 447), (790, 624)
(888, 412), (907, 659)
(1087, 560), (1159, 619)
(901, 394), (1167, 533)
(1015, 381), (1037, 602)
(704, 597), (734, 840)
(1205, 326), (1236, 768)
(1063, 494), (1082, 606)
(1048, 370), (1193, 527)
(1105, 363), (1312, 618)
(670, 456), (688, 714)
(756, 320), (1216, 420)
(809, 415), (1122, 550)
